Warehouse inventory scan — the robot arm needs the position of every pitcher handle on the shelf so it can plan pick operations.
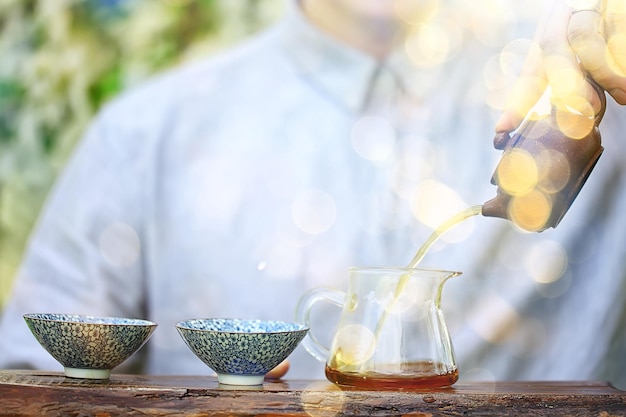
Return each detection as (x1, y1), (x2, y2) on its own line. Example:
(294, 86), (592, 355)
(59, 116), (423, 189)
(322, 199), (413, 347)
(295, 287), (345, 362)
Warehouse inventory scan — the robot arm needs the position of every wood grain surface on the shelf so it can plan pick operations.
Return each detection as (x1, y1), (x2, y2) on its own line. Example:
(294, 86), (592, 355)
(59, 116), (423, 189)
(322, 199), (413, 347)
(0, 370), (624, 416)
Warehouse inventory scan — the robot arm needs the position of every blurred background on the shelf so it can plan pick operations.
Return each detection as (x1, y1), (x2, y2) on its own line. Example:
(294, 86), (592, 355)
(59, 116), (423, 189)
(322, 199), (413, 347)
(0, 0), (285, 307)
(0, 0), (546, 309)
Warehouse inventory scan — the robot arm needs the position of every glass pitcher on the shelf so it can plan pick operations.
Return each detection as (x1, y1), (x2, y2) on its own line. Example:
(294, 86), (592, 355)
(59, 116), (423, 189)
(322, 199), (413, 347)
(296, 267), (461, 389)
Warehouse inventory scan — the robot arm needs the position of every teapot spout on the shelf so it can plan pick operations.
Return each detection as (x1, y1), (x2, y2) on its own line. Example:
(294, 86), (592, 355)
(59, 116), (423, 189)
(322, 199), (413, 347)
(481, 194), (509, 222)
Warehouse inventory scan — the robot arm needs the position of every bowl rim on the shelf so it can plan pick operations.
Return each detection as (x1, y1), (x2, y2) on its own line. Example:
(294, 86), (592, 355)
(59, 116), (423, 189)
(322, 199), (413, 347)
(23, 313), (157, 327)
(175, 318), (309, 334)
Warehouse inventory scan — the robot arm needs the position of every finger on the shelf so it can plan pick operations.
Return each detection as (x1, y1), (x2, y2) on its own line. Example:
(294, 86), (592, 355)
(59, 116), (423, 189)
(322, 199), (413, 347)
(542, 2), (596, 110)
(497, 1), (586, 132)
(567, 9), (609, 110)
(603, 0), (626, 103)
(567, 9), (605, 75)
(495, 42), (547, 133)
(265, 359), (290, 380)
(495, 4), (552, 133)
(568, 0), (626, 105)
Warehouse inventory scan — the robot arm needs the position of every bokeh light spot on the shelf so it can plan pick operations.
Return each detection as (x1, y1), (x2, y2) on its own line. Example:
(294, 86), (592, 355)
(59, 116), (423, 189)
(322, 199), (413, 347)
(275, 207), (317, 248)
(509, 190), (552, 232)
(502, 75), (548, 123)
(485, 38), (539, 110)
(301, 381), (345, 417)
(332, 324), (376, 367)
(99, 222), (141, 267)
(523, 113), (552, 139)
(544, 55), (586, 99)
(496, 149), (538, 196)
(536, 149), (571, 193)
(465, 0), (517, 46)
(350, 116), (396, 163)
(468, 292), (520, 344)
(554, 96), (595, 139)
(404, 19), (456, 68)
(535, 270), (573, 298)
(292, 190), (337, 235)
(394, 0), (439, 26)
(391, 138), (436, 199)
(404, 22), (451, 68)
(500, 39), (538, 76)
(410, 180), (473, 243)
(525, 240), (568, 284)
(375, 275), (421, 314)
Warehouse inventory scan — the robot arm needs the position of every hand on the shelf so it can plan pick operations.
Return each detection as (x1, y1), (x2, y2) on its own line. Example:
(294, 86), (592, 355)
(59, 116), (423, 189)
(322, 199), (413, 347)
(496, 0), (626, 133)
(265, 359), (290, 380)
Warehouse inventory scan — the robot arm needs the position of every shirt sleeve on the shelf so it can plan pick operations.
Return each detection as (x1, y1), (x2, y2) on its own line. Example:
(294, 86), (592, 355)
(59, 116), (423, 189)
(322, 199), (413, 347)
(0, 104), (149, 371)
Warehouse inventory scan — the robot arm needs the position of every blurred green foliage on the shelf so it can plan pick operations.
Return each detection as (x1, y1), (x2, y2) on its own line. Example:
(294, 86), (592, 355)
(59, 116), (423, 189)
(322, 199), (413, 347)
(0, 0), (284, 306)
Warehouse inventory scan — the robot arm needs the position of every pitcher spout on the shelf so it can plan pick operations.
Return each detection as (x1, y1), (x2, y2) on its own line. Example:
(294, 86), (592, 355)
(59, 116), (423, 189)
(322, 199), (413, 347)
(435, 269), (462, 306)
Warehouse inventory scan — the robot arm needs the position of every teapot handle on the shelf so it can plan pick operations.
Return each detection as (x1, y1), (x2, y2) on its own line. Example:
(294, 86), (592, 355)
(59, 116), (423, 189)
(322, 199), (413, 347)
(295, 287), (345, 362)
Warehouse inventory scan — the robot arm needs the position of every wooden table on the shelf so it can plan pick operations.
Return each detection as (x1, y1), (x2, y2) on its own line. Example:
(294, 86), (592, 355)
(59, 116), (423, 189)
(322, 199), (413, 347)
(0, 370), (624, 416)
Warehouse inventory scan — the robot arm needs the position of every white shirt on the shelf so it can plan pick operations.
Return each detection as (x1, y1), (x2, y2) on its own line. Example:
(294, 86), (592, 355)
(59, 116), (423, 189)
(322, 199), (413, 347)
(1, 5), (625, 387)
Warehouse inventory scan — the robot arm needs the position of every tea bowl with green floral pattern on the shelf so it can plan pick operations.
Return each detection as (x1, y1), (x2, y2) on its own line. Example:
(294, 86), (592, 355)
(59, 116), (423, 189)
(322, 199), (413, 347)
(23, 313), (157, 380)
(176, 318), (309, 386)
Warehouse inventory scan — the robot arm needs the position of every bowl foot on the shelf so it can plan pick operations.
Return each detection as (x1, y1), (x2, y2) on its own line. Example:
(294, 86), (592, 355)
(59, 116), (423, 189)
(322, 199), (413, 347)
(64, 367), (111, 379)
(217, 373), (265, 386)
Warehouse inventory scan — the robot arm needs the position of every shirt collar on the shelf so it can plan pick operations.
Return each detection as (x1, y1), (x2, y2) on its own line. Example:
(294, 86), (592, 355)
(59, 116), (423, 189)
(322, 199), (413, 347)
(278, 4), (405, 114)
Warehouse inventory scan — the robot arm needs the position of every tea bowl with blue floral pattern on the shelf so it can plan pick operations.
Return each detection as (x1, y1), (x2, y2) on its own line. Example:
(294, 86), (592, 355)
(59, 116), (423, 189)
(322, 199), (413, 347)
(23, 313), (157, 380)
(176, 318), (309, 386)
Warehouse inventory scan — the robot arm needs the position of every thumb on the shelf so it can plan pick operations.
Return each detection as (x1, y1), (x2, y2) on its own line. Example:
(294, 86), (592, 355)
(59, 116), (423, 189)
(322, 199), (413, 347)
(265, 359), (290, 380)
(495, 1), (556, 133)
(495, 32), (548, 133)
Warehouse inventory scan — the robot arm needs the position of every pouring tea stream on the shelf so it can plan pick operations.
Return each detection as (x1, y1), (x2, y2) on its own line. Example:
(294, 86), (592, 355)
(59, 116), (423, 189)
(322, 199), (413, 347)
(296, 78), (607, 389)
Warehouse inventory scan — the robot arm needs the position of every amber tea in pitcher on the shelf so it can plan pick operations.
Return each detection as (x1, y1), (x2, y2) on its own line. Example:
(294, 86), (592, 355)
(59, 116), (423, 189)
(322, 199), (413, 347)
(296, 267), (460, 389)
(325, 361), (459, 389)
